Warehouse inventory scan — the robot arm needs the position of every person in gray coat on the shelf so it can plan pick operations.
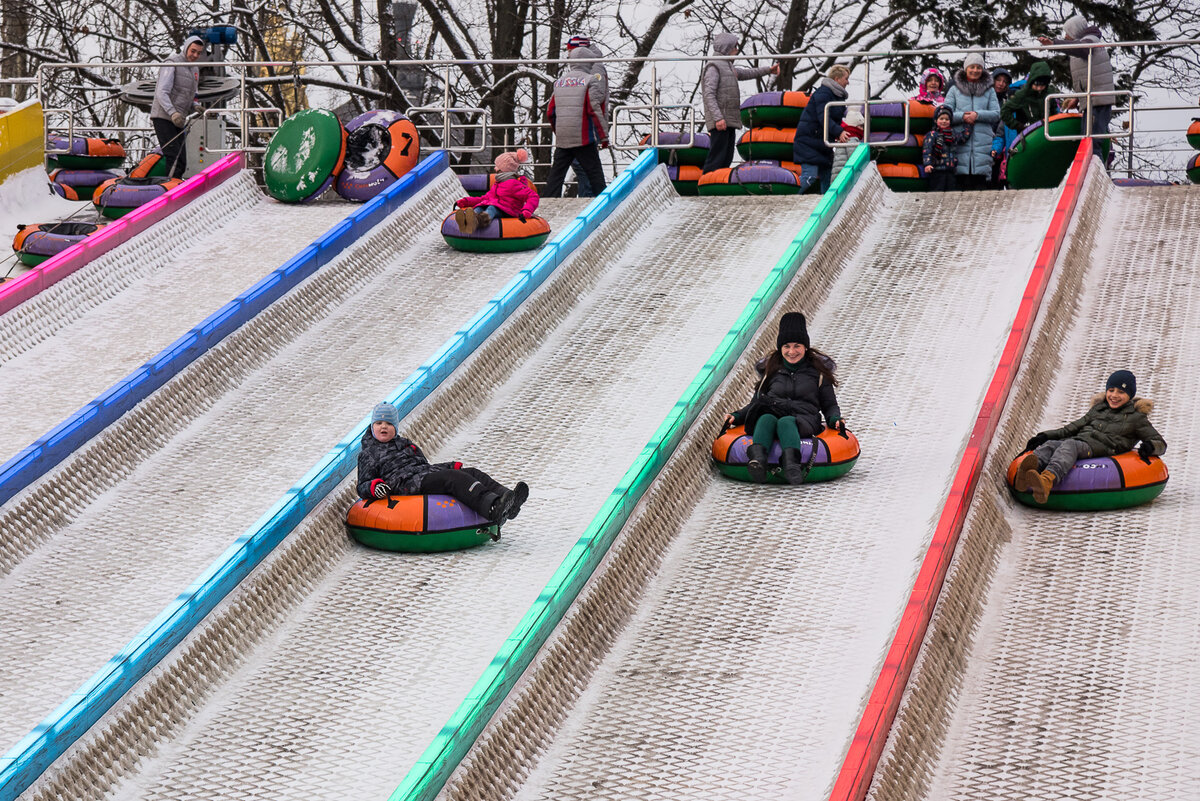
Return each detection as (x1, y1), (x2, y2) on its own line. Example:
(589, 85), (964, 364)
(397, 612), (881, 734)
(567, 36), (607, 197)
(150, 35), (205, 179)
(545, 46), (609, 198)
(1039, 15), (1115, 139)
(944, 53), (1000, 190)
(700, 33), (779, 173)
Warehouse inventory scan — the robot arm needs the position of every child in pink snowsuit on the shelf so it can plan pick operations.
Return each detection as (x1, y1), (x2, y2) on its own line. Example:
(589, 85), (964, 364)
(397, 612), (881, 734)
(912, 66), (947, 104)
(454, 148), (540, 233)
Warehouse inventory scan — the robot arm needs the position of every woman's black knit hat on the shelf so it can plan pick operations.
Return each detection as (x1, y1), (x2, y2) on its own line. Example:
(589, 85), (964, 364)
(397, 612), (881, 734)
(777, 312), (810, 349)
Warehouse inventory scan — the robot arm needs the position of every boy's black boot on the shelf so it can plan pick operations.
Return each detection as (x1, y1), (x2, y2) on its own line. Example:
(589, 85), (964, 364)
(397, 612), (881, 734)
(746, 444), (769, 483)
(505, 481), (529, 519)
(780, 448), (806, 485)
(486, 489), (516, 525)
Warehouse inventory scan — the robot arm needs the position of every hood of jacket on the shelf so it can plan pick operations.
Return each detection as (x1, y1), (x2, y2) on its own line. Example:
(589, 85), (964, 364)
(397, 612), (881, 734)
(919, 66), (946, 94)
(566, 45), (595, 71)
(1063, 15), (1090, 39)
(953, 67), (993, 96)
(179, 34), (205, 57)
(1027, 61), (1053, 83)
(712, 32), (739, 56)
(1089, 393), (1154, 415)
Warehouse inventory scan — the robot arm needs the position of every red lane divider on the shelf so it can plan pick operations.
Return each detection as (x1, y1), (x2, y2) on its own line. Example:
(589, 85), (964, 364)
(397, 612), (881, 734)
(828, 138), (1095, 801)
(0, 151), (244, 316)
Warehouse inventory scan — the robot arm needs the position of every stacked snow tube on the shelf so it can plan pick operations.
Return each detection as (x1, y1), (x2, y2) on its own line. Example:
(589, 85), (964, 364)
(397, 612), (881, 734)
(1187, 119), (1200, 150)
(877, 162), (927, 192)
(667, 164), (702, 195)
(459, 173), (493, 196)
(128, 148), (169, 179)
(1007, 113), (1111, 189)
(1111, 178), (1173, 187)
(868, 100), (935, 134)
(93, 176), (183, 219)
(346, 495), (498, 552)
(698, 160), (804, 195)
(48, 168), (120, 201)
(712, 424), (860, 484)
(440, 212), (551, 253)
(46, 135), (126, 169)
(335, 110), (420, 201)
(739, 91), (809, 128)
(736, 126), (795, 162)
(642, 132), (711, 168)
(869, 132), (923, 166)
(1006, 451), (1169, 511)
(263, 108), (348, 202)
(12, 221), (104, 266)
(1186, 154), (1200, 184)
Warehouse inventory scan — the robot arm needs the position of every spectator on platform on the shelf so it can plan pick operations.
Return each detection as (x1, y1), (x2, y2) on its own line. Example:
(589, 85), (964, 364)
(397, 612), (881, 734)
(700, 33), (780, 173)
(150, 35), (205, 179)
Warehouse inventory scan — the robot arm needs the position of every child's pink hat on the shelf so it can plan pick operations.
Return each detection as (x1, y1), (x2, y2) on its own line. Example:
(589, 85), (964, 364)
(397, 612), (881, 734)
(494, 148), (529, 174)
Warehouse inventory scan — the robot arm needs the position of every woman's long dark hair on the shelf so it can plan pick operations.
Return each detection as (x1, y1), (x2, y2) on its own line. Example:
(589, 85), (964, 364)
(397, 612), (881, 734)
(757, 346), (839, 392)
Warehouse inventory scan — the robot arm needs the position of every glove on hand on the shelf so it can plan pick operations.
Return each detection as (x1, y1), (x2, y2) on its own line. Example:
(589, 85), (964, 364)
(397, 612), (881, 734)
(835, 419), (848, 436)
(1137, 441), (1155, 461)
(370, 479), (391, 499)
(452, 461), (463, 470)
(170, 112), (187, 127)
(1025, 433), (1049, 452)
(518, 213), (528, 222)
(599, 139), (610, 150)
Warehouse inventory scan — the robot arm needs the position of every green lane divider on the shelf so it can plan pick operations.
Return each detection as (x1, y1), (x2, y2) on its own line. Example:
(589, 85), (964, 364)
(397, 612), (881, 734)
(386, 144), (872, 801)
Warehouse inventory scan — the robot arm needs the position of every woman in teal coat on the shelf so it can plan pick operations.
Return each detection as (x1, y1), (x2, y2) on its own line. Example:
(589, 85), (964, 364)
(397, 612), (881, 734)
(944, 53), (1000, 189)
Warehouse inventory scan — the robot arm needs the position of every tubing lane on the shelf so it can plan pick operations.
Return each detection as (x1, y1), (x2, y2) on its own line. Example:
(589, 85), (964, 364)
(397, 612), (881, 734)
(19, 168), (825, 801)
(429, 168), (1066, 801)
(0, 153), (656, 800)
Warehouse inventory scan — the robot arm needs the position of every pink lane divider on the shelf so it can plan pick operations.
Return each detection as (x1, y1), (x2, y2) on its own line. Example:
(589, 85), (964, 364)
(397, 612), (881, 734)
(828, 138), (1095, 801)
(0, 151), (245, 317)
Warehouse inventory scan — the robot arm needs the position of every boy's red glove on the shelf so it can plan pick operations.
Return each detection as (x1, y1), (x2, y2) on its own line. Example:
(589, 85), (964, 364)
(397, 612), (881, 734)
(452, 461), (463, 470)
(370, 479), (391, 498)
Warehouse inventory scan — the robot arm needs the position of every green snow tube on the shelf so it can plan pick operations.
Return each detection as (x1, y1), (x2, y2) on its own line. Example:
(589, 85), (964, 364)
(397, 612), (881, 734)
(1006, 114), (1112, 190)
(1188, 153), (1200, 184)
(263, 109), (347, 202)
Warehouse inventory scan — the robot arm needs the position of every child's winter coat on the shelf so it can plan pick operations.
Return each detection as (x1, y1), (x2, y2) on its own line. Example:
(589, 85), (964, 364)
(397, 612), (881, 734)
(912, 66), (947, 104)
(944, 69), (1000, 176)
(922, 123), (973, 173)
(1041, 394), (1166, 458)
(455, 174), (540, 219)
(1000, 61), (1058, 132)
(356, 430), (455, 499)
(732, 354), (841, 435)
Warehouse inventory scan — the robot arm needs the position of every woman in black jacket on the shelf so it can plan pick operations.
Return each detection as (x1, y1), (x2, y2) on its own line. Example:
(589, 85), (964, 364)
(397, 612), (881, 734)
(726, 313), (846, 484)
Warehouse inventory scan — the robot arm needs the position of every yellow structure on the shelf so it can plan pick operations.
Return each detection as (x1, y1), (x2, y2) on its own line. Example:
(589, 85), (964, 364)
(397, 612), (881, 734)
(0, 99), (44, 183)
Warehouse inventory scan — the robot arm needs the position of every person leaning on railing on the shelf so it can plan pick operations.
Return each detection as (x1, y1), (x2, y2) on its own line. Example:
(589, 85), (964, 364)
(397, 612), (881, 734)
(700, 33), (779, 174)
(150, 34), (205, 180)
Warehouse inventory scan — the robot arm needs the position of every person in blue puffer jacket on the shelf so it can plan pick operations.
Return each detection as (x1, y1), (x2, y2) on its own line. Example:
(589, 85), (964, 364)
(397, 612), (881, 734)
(944, 53), (1000, 190)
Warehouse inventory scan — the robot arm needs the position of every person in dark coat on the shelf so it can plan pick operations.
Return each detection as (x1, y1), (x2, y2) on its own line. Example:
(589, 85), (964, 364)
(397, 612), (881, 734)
(725, 313), (845, 484)
(923, 104), (973, 191)
(356, 403), (529, 525)
(989, 66), (1014, 187)
(1015, 370), (1166, 504)
(1000, 61), (1057, 132)
(791, 64), (852, 194)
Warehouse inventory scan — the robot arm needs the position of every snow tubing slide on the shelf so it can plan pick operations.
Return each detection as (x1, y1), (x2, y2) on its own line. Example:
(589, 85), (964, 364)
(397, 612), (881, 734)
(1006, 113), (1111, 190)
(641, 132), (711, 167)
(335, 110), (420, 201)
(877, 161), (927, 192)
(49, 168), (120, 201)
(712, 424), (860, 483)
(12, 221), (104, 266)
(740, 91), (809, 127)
(736, 126), (796, 162)
(346, 495), (498, 552)
(1006, 450), (1169, 511)
(46, 135), (126, 169)
(698, 160), (804, 195)
(93, 176), (184, 218)
(441, 212), (551, 253)
(264, 108), (348, 202)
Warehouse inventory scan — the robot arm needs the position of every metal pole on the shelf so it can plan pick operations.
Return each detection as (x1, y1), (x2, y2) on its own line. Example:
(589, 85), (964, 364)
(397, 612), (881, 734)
(863, 56), (871, 142)
(443, 66), (451, 148)
(240, 67), (248, 151)
(1085, 48), (1094, 138)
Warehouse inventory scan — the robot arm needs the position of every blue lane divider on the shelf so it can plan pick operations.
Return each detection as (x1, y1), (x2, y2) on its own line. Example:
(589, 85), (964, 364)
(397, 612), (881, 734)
(0, 152), (449, 510)
(0, 147), (659, 801)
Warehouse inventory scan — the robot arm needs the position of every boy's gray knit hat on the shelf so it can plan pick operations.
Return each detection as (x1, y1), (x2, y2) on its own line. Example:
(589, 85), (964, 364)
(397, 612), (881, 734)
(371, 402), (400, 427)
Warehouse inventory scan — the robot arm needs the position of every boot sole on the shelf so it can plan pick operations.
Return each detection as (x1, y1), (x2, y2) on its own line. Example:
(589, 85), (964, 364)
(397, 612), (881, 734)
(1013, 453), (1040, 492)
(747, 462), (768, 483)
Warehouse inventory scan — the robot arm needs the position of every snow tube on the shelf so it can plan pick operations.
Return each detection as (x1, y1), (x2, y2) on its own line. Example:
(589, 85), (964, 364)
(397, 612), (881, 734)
(698, 160), (803, 196)
(1006, 450), (1169, 511)
(441, 212), (551, 253)
(1188, 119), (1200, 150)
(1006, 113), (1111, 190)
(93, 176), (183, 219)
(12, 221), (104, 266)
(740, 91), (810, 127)
(1111, 178), (1174, 187)
(128, 148), (169, 179)
(46, 135), (126, 169)
(346, 495), (497, 552)
(1188, 153), (1200, 184)
(48, 168), (120, 202)
(335, 110), (420, 201)
(868, 100), (935, 135)
(870, 132), (923, 164)
(668, 164), (702, 195)
(736, 127), (796, 162)
(459, 173), (493, 196)
(117, 75), (240, 112)
(712, 424), (860, 484)
(264, 108), (347, 203)
(641, 132), (711, 167)
(877, 162), (927, 192)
